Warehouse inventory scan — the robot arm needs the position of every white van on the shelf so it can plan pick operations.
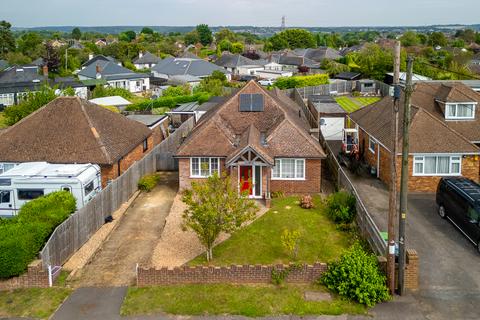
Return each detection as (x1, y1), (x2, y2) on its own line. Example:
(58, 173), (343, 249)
(0, 162), (101, 217)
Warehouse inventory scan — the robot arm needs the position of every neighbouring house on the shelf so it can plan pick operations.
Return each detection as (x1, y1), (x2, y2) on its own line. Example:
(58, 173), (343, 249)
(95, 39), (108, 47)
(151, 57), (231, 84)
(89, 95), (132, 111)
(176, 81), (326, 199)
(214, 53), (266, 76)
(78, 60), (150, 93)
(349, 82), (480, 192)
(384, 72), (432, 85)
(0, 65), (88, 106)
(50, 39), (67, 48)
(126, 114), (170, 145)
(293, 47), (342, 63)
(133, 51), (162, 69)
(269, 53), (321, 72)
(334, 72), (362, 81)
(167, 96), (225, 127)
(81, 54), (120, 69)
(307, 95), (347, 141)
(0, 96), (154, 187)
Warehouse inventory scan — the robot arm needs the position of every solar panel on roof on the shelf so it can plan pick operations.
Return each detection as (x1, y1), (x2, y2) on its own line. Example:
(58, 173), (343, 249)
(239, 93), (264, 112)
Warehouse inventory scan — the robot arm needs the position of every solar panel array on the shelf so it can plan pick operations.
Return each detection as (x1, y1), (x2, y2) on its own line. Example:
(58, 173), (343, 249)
(239, 94), (264, 112)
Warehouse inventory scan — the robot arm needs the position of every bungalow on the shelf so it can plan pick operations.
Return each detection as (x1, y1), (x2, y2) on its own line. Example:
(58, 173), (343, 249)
(349, 82), (480, 192)
(151, 57), (231, 84)
(293, 47), (342, 63)
(0, 96), (154, 187)
(81, 54), (120, 69)
(78, 60), (150, 93)
(268, 53), (321, 73)
(133, 51), (162, 69)
(214, 54), (266, 76)
(176, 81), (326, 199)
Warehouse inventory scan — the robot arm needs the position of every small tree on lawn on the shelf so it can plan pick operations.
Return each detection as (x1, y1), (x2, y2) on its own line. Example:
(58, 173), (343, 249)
(182, 172), (258, 261)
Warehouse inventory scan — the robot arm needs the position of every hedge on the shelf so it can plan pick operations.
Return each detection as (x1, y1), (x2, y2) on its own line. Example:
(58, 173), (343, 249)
(125, 92), (211, 111)
(138, 174), (161, 192)
(0, 191), (76, 278)
(273, 74), (329, 89)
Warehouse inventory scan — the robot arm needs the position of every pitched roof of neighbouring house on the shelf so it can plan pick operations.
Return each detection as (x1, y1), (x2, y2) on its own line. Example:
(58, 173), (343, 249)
(349, 85), (480, 153)
(78, 60), (148, 81)
(151, 57), (229, 77)
(0, 97), (152, 165)
(176, 81), (326, 160)
(0, 65), (43, 84)
(215, 54), (265, 68)
(179, 51), (201, 59)
(82, 54), (118, 68)
(293, 47), (342, 62)
(133, 51), (162, 65)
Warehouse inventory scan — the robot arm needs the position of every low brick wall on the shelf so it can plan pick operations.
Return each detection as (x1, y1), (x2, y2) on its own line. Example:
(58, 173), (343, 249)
(0, 260), (49, 290)
(137, 263), (328, 286)
(377, 249), (419, 292)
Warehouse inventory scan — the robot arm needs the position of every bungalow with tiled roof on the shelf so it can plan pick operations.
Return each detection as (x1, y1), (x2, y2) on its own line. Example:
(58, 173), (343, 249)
(0, 97), (154, 186)
(349, 82), (480, 192)
(176, 81), (326, 200)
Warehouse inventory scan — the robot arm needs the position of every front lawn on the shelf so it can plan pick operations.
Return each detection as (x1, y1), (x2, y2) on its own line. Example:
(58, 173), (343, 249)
(189, 196), (351, 265)
(121, 284), (366, 317)
(0, 288), (71, 319)
(335, 96), (381, 113)
(354, 97), (381, 107)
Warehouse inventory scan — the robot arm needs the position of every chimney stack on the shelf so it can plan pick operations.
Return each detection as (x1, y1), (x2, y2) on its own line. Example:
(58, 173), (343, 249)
(89, 53), (94, 61)
(139, 51), (143, 58)
(42, 65), (48, 77)
(95, 64), (102, 79)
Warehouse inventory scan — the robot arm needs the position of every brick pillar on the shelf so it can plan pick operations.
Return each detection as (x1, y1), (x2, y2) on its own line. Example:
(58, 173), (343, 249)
(404, 249), (419, 291)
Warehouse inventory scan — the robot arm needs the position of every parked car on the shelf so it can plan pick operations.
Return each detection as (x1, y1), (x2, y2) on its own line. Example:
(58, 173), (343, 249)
(238, 75), (257, 82)
(436, 177), (480, 253)
(258, 79), (275, 86)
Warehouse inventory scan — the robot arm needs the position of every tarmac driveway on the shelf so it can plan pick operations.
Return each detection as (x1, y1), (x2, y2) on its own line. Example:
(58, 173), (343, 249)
(69, 172), (178, 287)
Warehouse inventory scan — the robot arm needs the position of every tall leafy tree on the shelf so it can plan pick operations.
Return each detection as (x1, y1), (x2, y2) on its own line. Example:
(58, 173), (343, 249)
(184, 30), (200, 45)
(428, 32), (448, 47)
(215, 28), (236, 42)
(0, 20), (15, 56)
(119, 30), (137, 42)
(140, 27), (154, 35)
(196, 24), (213, 46)
(71, 27), (82, 40)
(400, 31), (420, 47)
(182, 173), (257, 261)
(348, 44), (393, 80)
(17, 32), (44, 59)
(269, 29), (316, 50)
(43, 42), (60, 74)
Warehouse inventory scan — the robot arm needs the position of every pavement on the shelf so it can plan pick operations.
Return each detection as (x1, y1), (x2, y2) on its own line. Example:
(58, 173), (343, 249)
(68, 172), (178, 287)
(346, 170), (480, 320)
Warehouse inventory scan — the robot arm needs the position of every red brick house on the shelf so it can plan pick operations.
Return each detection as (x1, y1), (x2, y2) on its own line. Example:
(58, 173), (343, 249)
(349, 82), (480, 192)
(0, 97), (154, 187)
(176, 81), (326, 199)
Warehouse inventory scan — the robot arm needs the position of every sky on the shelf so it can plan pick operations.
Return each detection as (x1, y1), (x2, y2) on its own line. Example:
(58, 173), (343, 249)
(2, 0), (479, 27)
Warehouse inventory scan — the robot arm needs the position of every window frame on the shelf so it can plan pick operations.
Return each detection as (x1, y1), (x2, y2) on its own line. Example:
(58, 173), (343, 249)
(17, 189), (44, 201)
(84, 181), (94, 196)
(271, 158), (306, 181)
(445, 103), (476, 120)
(142, 139), (148, 152)
(413, 155), (462, 176)
(189, 157), (221, 178)
(368, 136), (377, 154)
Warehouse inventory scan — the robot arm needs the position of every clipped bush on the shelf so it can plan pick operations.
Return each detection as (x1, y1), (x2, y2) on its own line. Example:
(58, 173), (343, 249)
(273, 74), (329, 89)
(126, 92), (211, 111)
(0, 191), (76, 278)
(325, 191), (356, 224)
(91, 85), (133, 100)
(138, 174), (161, 192)
(320, 243), (390, 307)
(299, 195), (314, 209)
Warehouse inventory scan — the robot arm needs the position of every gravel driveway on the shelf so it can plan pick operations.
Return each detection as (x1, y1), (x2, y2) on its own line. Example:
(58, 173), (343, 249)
(69, 172), (178, 287)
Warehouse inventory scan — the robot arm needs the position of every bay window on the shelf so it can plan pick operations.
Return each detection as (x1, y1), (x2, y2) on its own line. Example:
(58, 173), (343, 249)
(190, 157), (220, 178)
(413, 155), (462, 176)
(272, 159), (305, 180)
(445, 103), (475, 120)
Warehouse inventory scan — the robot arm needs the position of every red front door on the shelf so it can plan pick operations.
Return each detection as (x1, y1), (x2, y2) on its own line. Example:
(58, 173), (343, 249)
(240, 166), (253, 195)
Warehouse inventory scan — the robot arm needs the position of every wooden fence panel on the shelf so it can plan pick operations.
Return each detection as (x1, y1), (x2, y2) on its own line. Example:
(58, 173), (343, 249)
(39, 118), (195, 268)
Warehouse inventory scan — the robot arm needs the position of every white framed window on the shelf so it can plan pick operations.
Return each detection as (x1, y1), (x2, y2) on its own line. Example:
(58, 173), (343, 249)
(0, 163), (17, 174)
(445, 103), (476, 120)
(368, 136), (377, 154)
(272, 159), (305, 180)
(413, 155), (462, 176)
(190, 157), (220, 178)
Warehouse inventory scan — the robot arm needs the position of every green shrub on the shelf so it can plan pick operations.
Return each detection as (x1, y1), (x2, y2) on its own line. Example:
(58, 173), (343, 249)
(320, 243), (390, 307)
(126, 92), (211, 111)
(0, 191), (76, 278)
(138, 174), (161, 192)
(92, 85), (133, 100)
(325, 191), (356, 224)
(273, 74), (329, 89)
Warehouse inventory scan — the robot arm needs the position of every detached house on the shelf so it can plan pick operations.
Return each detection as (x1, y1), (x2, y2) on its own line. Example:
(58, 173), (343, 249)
(349, 82), (480, 192)
(0, 97), (153, 186)
(214, 53), (266, 76)
(133, 51), (161, 69)
(176, 81), (326, 199)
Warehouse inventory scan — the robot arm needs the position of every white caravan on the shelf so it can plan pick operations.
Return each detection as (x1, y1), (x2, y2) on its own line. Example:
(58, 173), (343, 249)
(0, 162), (101, 217)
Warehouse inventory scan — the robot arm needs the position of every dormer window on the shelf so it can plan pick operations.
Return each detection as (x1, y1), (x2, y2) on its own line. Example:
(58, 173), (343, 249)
(445, 103), (476, 120)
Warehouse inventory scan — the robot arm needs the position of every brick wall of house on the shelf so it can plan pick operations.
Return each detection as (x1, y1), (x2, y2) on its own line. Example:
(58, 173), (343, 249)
(137, 262), (328, 286)
(0, 260), (49, 290)
(100, 135), (154, 187)
(270, 159), (322, 195)
(178, 158), (227, 191)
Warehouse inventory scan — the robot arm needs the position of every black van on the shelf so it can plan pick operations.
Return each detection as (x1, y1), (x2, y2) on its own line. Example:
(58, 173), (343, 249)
(436, 177), (480, 253)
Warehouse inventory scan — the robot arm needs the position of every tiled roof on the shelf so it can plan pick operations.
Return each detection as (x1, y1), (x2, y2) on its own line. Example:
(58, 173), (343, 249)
(133, 52), (162, 65)
(0, 97), (152, 165)
(215, 54), (265, 68)
(176, 81), (326, 161)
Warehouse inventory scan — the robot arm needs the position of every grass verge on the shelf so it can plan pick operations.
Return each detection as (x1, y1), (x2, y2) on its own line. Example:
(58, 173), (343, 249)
(0, 288), (71, 319)
(189, 196), (351, 265)
(121, 284), (367, 317)
(0, 112), (7, 129)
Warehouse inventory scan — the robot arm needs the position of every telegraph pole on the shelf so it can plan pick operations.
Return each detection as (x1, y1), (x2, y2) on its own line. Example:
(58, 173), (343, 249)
(387, 40), (401, 295)
(398, 56), (414, 295)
